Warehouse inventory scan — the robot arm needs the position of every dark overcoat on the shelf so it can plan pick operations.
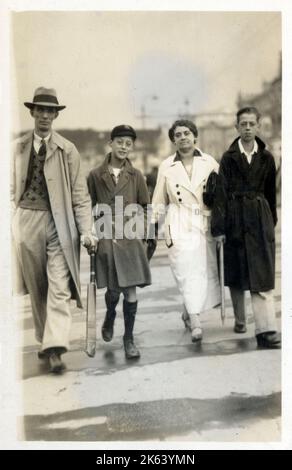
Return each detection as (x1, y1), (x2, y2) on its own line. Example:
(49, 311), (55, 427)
(87, 155), (151, 289)
(211, 137), (277, 292)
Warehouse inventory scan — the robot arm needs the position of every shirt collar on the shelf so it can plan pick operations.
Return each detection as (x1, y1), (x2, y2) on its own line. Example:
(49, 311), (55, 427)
(238, 138), (258, 157)
(33, 132), (51, 144)
(108, 154), (127, 173)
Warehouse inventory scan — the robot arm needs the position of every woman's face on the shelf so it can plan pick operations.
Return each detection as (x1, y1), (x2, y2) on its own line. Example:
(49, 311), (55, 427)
(173, 126), (196, 154)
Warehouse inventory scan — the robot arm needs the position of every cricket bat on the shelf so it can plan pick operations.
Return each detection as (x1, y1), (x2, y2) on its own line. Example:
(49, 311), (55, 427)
(86, 250), (97, 357)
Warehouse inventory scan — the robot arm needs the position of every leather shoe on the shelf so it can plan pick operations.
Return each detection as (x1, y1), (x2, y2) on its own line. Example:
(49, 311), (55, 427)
(181, 312), (191, 331)
(234, 323), (247, 334)
(102, 319), (114, 342)
(256, 332), (281, 349)
(49, 352), (66, 373)
(123, 338), (140, 359)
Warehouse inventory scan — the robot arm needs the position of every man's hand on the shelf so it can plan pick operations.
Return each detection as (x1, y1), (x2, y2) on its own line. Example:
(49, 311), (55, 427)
(214, 235), (226, 244)
(81, 234), (98, 254)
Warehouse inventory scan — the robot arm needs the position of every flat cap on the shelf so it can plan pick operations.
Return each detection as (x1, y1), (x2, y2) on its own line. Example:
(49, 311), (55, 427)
(111, 125), (137, 141)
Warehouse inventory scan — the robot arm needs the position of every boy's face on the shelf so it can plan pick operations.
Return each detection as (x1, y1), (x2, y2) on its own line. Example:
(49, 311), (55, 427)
(110, 136), (134, 160)
(236, 112), (260, 143)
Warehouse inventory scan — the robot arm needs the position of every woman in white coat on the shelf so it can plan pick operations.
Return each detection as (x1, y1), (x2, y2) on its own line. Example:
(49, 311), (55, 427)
(152, 120), (220, 342)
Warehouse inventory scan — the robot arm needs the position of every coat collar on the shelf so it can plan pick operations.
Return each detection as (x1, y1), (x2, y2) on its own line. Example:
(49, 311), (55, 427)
(167, 149), (209, 197)
(227, 136), (266, 155)
(100, 153), (134, 175)
(100, 153), (135, 194)
(227, 136), (267, 176)
(172, 148), (201, 162)
(17, 130), (64, 159)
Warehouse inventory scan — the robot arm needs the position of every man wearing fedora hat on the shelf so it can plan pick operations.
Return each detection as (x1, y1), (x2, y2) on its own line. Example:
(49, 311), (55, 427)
(11, 87), (95, 373)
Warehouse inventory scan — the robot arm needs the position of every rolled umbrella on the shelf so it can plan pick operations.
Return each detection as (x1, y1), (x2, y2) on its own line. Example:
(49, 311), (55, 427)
(218, 240), (226, 325)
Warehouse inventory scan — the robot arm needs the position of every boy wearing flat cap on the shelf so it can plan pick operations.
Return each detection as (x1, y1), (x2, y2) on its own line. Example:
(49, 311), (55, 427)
(87, 125), (151, 359)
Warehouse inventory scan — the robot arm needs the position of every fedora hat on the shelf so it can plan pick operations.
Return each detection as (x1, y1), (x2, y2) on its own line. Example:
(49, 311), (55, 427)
(24, 87), (66, 110)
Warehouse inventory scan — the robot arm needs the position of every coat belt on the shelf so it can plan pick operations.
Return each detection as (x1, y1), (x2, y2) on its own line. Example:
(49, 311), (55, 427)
(229, 191), (264, 200)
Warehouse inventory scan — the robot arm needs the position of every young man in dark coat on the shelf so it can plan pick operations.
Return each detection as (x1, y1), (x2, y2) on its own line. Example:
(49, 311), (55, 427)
(87, 125), (151, 359)
(211, 107), (280, 349)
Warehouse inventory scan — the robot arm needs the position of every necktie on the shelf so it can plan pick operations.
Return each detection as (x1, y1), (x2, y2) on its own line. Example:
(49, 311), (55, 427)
(38, 139), (46, 159)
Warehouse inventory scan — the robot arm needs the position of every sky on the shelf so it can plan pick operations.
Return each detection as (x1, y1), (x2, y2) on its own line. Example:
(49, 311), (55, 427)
(11, 11), (281, 131)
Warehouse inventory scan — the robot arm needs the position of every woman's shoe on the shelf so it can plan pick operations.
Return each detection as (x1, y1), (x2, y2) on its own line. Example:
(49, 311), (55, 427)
(181, 311), (191, 331)
(191, 327), (203, 343)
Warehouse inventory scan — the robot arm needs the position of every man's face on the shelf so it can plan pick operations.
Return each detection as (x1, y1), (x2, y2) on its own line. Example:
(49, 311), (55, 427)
(31, 105), (58, 135)
(236, 112), (260, 143)
(110, 136), (134, 160)
(173, 126), (196, 154)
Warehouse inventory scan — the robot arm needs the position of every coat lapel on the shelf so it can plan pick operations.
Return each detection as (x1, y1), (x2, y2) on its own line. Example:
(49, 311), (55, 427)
(228, 137), (265, 179)
(15, 132), (33, 205)
(191, 153), (209, 194)
(99, 154), (116, 194)
(168, 150), (209, 197)
(114, 168), (132, 194)
(168, 160), (192, 192)
(111, 157), (134, 195)
(101, 170), (116, 193)
(46, 131), (64, 161)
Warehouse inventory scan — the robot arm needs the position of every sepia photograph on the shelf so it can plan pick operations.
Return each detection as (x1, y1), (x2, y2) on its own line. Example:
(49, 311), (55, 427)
(1, 0), (292, 451)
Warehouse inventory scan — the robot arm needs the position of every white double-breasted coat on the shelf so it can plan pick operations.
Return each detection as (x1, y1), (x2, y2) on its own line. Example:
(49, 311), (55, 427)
(152, 150), (220, 314)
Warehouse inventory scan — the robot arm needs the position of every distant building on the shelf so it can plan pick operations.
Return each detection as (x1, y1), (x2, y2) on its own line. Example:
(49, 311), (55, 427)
(237, 54), (282, 205)
(237, 54), (282, 143)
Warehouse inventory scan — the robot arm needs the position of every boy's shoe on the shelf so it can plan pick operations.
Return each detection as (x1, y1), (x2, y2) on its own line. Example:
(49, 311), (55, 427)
(123, 337), (140, 359)
(102, 317), (115, 342)
(256, 332), (281, 349)
(234, 323), (247, 334)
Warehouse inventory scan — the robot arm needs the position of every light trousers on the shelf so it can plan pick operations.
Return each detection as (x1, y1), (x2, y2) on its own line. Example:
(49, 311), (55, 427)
(12, 208), (72, 352)
(229, 287), (277, 335)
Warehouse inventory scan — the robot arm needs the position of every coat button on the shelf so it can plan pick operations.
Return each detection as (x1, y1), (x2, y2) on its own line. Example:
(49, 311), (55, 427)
(178, 198), (182, 202)
(177, 192), (180, 195)
(176, 184), (179, 187)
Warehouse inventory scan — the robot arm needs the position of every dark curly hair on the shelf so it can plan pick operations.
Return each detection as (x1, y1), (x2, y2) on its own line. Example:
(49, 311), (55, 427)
(236, 107), (261, 123)
(168, 119), (198, 143)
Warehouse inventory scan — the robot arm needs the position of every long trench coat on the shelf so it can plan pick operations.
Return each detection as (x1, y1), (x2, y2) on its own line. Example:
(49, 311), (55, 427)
(87, 155), (151, 289)
(11, 131), (92, 307)
(211, 136), (277, 292)
(152, 150), (221, 314)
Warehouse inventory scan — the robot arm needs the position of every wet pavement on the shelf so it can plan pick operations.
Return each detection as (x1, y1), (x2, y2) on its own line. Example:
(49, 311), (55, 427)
(16, 220), (281, 443)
